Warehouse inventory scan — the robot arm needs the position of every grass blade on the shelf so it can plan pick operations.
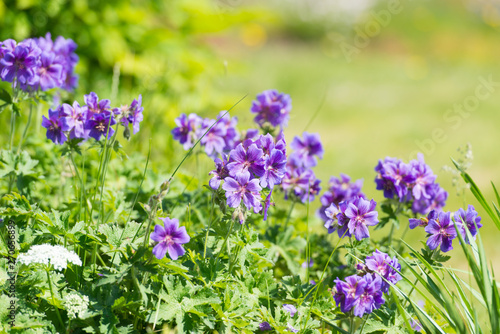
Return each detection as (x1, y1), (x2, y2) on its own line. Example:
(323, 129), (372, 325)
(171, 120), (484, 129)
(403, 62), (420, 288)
(451, 158), (500, 231)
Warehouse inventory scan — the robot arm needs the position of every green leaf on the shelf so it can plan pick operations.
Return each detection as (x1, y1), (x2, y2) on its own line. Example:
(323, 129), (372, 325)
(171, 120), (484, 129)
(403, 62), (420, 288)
(452, 158), (500, 231)
(0, 88), (12, 103)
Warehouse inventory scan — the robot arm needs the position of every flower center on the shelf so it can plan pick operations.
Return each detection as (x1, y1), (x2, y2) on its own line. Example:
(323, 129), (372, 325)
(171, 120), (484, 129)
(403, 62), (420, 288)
(163, 234), (174, 246)
(96, 122), (106, 132)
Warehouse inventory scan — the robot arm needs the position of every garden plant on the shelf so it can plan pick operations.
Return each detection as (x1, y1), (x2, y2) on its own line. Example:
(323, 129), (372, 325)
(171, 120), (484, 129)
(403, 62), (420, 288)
(1, 30), (500, 334)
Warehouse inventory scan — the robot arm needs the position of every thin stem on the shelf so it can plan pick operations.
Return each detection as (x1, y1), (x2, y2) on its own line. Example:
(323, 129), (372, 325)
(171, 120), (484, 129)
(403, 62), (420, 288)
(283, 201), (295, 230)
(306, 195), (310, 284)
(69, 151), (90, 218)
(17, 101), (33, 154)
(204, 193), (216, 259)
(111, 139), (151, 265)
(9, 104), (16, 151)
(302, 229), (349, 331)
(46, 269), (65, 330)
(358, 315), (369, 334)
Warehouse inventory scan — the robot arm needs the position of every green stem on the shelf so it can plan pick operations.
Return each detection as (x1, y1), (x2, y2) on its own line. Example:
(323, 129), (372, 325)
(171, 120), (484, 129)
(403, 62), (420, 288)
(9, 104), (16, 151)
(204, 193), (216, 259)
(17, 101), (33, 154)
(46, 269), (65, 330)
(302, 229), (349, 331)
(358, 315), (369, 334)
(69, 151), (90, 218)
(283, 201), (295, 230)
(212, 218), (235, 280)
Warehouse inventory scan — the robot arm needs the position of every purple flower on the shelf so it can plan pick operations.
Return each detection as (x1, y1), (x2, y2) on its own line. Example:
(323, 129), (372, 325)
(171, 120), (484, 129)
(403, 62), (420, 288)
(289, 132), (324, 168)
(411, 183), (448, 215)
(409, 210), (436, 229)
(365, 250), (402, 293)
(375, 158), (415, 201)
(119, 95), (144, 135)
(209, 154), (229, 190)
(319, 174), (365, 223)
(286, 324), (299, 333)
(410, 318), (423, 332)
(0, 40), (41, 89)
(222, 171), (262, 213)
(227, 143), (265, 178)
(301, 259), (313, 268)
(200, 118), (227, 157)
(324, 203), (341, 234)
(61, 102), (87, 139)
(259, 322), (272, 331)
(344, 197), (379, 240)
(260, 148), (287, 189)
(281, 165), (322, 203)
(251, 89), (291, 128)
(217, 111), (240, 151)
(150, 217), (190, 260)
(0, 39), (16, 58)
(85, 113), (116, 141)
(334, 275), (366, 313)
(41, 106), (71, 145)
(283, 304), (297, 317)
(263, 189), (273, 221)
(409, 154), (437, 200)
(84, 92), (111, 117)
(425, 211), (457, 252)
(352, 274), (385, 317)
(35, 52), (63, 91)
(454, 205), (482, 243)
(171, 113), (202, 150)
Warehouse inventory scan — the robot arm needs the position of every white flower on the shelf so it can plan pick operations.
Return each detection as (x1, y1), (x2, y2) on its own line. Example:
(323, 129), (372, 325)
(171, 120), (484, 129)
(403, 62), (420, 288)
(17, 244), (82, 271)
(64, 292), (89, 319)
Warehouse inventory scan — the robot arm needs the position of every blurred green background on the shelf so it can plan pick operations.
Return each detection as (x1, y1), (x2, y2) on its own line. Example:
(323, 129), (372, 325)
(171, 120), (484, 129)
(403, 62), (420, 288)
(1, 0), (500, 268)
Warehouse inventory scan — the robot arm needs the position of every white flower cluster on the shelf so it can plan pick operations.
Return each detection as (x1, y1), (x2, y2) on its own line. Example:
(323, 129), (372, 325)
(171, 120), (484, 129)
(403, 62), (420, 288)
(64, 292), (90, 319)
(17, 244), (82, 271)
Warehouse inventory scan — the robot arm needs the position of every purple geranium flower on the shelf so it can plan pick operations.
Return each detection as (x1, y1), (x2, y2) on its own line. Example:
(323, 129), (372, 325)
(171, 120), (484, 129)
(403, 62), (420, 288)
(289, 132), (324, 168)
(425, 211), (457, 252)
(263, 189), (273, 221)
(353, 274), (385, 317)
(344, 197), (379, 240)
(41, 106), (71, 145)
(365, 250), (402, 293)
(171, 113), (202, 150)
(150, 217), (190, 260)
(283, 304), (297, 317)
(260, 148), (287, 189)
(409, 210), (437, 229)
(454, 205), (482, 243)
(85, 113), (116, 141)
(120, 95), (144, 135)
(281, 165), (321, 203)
(251, 89), (291, 128)
(324, 203), (341, 234)
(227, 143), (265, 178)
(259, 322), (272, 331)
(318, 173), (365, 223)
(334, 275), (366, 313)
(409, 154), (437, 200)
(217, 111), (240, 151)
(222, 171), (262, 213)
(61, 101), (87, 139)
(84, 92), (111, 116)
(209, 154), (229, 190)
(35, 51), (63, 91)
(0, 40), (41, 89)
(200, 118), (227, 157)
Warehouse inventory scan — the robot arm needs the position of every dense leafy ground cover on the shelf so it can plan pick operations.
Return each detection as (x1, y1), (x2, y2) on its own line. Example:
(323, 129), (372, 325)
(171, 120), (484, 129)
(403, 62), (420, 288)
(1, 1), (500, 333)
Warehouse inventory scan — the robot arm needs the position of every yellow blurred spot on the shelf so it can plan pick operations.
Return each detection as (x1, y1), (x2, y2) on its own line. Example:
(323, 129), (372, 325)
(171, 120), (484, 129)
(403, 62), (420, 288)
(482, 4), (500, 27)
(405, 55), (428, 80)
(240, 23), (267, 48)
